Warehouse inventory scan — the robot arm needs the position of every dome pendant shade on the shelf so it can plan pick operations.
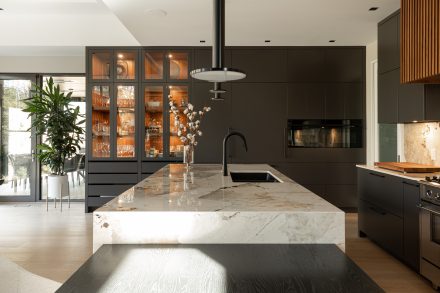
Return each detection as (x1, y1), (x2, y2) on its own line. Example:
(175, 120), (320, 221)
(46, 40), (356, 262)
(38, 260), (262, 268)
(190, 0), (246, 82)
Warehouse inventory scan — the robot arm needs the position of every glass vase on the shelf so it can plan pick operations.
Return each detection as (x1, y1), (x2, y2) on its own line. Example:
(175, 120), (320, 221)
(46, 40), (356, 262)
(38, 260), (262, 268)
(183, 144), (194, 168)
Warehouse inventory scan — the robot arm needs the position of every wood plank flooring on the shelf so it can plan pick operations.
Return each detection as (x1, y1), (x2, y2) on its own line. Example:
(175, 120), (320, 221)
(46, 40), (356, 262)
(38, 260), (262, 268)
(0, 203), (436, 292)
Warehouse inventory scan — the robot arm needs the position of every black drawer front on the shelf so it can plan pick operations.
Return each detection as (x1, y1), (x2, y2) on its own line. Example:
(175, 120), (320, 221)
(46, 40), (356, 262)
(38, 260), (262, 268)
(141, 162), (168, 173)
(358, 169), (403, 217)
(88, 162), (138, 174)
(88, 185), (133, 197)
(359, 199), (403, 258)
(88, 174), (139, 184)
(87, 196), (115, 207)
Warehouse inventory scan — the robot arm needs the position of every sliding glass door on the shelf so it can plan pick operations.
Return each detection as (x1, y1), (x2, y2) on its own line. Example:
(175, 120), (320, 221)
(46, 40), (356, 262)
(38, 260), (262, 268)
(0, 75), (37, 201)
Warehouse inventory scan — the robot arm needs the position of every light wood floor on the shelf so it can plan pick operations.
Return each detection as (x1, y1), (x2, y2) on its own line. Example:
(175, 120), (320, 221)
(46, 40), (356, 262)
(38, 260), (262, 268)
(0, 203), (436, 292)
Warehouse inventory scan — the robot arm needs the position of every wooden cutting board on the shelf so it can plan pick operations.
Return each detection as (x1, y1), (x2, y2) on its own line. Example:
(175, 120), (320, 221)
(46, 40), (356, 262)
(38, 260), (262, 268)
(374, 162), (440, 173)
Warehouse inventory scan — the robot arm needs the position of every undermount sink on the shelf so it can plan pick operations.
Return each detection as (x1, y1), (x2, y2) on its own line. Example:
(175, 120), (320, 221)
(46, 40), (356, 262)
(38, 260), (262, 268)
(229, 171), (281, 183)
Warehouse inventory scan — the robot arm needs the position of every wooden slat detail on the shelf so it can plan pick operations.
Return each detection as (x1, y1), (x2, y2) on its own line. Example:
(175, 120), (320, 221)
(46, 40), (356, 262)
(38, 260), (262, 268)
(401, 0), (440, 83)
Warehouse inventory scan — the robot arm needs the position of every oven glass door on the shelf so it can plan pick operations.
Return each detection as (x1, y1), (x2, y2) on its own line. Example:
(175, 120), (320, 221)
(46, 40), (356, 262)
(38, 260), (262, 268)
(420, 202), (440, 268)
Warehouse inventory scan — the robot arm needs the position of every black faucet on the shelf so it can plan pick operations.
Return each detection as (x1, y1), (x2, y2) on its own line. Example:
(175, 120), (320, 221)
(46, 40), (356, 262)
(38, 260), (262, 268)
(223, 131), (248, 176)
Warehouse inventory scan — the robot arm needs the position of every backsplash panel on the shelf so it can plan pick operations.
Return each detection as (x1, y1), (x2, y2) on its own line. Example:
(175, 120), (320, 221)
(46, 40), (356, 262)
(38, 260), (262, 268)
(404, 122), (440, 165)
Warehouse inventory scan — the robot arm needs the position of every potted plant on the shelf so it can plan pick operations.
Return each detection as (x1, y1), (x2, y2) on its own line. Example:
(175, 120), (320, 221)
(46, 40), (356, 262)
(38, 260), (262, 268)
(23, 77), (84, 199)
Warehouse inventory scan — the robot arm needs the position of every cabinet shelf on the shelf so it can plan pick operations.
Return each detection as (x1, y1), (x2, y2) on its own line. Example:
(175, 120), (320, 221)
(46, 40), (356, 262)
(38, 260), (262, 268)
(92, 107), (110, 112)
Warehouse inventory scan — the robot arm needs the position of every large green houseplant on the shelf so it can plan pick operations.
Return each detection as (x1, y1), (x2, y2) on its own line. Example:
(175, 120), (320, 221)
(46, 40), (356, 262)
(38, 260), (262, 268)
(23, 77), (84, 198)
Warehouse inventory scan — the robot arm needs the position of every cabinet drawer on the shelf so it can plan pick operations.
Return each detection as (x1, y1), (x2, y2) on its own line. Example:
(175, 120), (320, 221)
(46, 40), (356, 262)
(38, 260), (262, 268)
(88, 162), (138, 174)
(88, 174), (139, 184)
(87, 196), (115, 208)
(88, 185), (133, 197)
(359, 199), (403, 258)
(358, 169), (403, 217)
(141, 162), (168, 173)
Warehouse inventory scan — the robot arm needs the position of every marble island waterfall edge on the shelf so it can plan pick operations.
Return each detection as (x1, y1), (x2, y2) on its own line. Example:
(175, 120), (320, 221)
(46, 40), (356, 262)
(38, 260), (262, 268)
(93, 164), (345, 252)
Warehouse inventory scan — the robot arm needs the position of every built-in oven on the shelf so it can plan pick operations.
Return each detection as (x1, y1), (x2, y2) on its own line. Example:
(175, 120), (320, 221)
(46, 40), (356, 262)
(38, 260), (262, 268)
(419, 178), (440, 289)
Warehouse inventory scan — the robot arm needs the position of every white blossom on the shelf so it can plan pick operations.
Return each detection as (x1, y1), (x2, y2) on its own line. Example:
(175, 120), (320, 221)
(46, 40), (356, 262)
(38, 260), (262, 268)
(197, 130), (202, 136)
(188, 103), (194, 111)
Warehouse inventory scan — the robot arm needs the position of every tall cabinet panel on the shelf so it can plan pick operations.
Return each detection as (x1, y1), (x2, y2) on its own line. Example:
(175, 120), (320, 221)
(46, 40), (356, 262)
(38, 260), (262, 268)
(91, 84), (112, 159)
(143, 84), (165, 159)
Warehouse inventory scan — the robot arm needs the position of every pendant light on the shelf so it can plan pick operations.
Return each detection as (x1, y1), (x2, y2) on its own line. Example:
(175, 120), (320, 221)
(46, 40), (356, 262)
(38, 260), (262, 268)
(190, 0), (246, 82)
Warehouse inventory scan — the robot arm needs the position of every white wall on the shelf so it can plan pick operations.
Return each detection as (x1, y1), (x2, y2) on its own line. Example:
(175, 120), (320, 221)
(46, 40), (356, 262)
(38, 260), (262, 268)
(365, 40), (378, 165)
(0, 56), (85, 73)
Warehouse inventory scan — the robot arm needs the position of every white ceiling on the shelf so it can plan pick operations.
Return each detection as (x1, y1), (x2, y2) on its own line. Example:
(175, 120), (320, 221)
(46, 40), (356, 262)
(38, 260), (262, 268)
(0, 0), (400, 56)
(103, 0), (400, 46)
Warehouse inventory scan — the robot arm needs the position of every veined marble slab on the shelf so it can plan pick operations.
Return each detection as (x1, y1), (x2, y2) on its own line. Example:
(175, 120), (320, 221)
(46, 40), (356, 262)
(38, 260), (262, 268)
(93, 164), (345, 252)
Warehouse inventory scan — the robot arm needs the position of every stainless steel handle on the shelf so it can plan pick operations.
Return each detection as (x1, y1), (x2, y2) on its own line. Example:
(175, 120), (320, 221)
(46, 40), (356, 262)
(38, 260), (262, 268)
(417, 203), (440, 215)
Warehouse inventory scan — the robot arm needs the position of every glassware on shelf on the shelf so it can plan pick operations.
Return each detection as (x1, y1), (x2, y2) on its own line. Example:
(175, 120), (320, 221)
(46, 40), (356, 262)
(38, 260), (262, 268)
(144, 86), (164, 158)
(116, 85), (136, 158)
(92, 85), (111, 158)
(144, 51), (164, 80)
(168, 52), (189, 80)
(116, 51), (137, 80)
(169, 85), (188, 158)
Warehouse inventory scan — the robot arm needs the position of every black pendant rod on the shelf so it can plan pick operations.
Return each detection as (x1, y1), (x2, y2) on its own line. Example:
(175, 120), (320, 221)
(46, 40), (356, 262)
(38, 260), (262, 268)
(212, 0), (224, 69)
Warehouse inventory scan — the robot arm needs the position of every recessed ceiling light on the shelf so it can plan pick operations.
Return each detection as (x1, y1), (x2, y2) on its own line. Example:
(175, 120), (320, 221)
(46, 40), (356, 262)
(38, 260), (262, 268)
(0, 8), (4, 11)
(145, 9), (167, 17)
(168, 54), (173, 58)
(118, 54), (124, 58)
(369, 7), (379, 11)
(265, 40), (271, 43)
(329, 40), (336, 43)
(200, 40), (206, 43)
(412, 120), (418, 123)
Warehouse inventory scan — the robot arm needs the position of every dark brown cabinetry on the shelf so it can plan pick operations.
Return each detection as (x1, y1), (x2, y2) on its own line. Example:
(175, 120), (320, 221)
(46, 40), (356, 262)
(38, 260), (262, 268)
(231, 49), (287, 82)
(378, 10), (440, 123)
(358, 167), (420, 271)
(230, 83), (287, 163)
(86, 46), (366, 211)
(378, 12), (400, 74)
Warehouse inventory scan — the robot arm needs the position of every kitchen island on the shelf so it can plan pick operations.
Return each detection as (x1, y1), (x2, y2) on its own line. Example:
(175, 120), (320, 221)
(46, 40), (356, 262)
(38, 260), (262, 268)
(93, 164), (345, 252)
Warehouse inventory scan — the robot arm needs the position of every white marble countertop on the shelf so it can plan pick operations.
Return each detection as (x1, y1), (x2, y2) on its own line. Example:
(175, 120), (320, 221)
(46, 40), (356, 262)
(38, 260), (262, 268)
(97, 164), (343, 214)
(356, 164), (440, 181)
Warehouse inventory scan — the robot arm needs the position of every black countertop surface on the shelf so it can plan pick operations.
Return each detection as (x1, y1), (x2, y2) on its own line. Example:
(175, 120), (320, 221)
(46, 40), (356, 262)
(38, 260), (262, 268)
(57, 244), (383, 293)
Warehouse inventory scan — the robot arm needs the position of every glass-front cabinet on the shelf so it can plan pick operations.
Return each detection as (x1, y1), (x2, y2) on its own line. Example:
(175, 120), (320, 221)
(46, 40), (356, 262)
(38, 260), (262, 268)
(89, 84), (138, 160)
(91, 85), (111, 158)
(88, 48), (191, 162)
(143, 50), (190, 82)
(116, 85), (136, 158)
(144, 85), (164, 158)
(169, 85), (189, 158)
(142, 85), (189, 160)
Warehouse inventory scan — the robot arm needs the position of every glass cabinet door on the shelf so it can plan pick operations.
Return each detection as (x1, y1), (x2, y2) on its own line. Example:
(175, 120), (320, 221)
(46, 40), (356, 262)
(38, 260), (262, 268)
(116, 85), (136, 158)
(144, 85), (164, 158)
(91, 85), (111, 158)
(169, 85), (189, 158)
(91, 51), (112, 80)
(115, 51), (137, 80)
(144, 51), (164, 80)
(168, 52), (189, 80)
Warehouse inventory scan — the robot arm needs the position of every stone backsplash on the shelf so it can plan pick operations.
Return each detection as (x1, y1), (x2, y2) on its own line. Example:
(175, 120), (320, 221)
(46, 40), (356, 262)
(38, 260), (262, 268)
(404, 122), (440, 166)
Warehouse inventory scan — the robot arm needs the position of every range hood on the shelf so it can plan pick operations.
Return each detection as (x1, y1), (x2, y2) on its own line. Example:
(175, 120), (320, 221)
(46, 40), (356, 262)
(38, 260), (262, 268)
(190, 0), (246, 83)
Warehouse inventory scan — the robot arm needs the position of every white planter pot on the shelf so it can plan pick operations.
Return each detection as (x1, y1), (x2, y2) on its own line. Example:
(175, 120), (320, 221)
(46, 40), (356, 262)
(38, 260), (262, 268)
(47, 175), (69, 199)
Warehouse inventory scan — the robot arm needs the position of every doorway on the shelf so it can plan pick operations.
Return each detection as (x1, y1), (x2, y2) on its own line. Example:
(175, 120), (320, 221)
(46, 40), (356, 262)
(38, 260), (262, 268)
(0, 74), (37, 201)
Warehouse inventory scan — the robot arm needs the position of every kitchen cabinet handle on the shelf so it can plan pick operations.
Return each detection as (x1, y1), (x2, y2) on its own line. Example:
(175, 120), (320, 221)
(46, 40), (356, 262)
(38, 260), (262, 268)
(417, 204), (440, 215)
(403, 181), (419, 187)
(369, 206), (387, 216)
(283, 127), (287, 158)
(369, 172), (385, 178)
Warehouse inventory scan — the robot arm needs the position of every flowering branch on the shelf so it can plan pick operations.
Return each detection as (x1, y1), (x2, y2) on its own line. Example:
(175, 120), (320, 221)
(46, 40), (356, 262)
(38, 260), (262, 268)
(168, 95), (211, 147)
